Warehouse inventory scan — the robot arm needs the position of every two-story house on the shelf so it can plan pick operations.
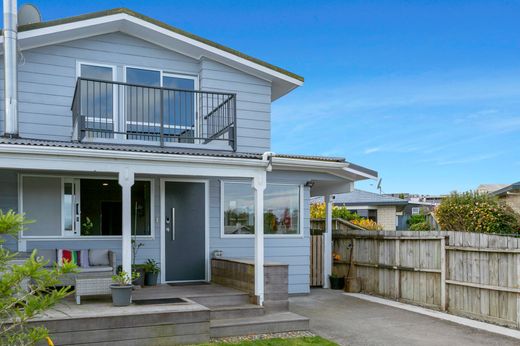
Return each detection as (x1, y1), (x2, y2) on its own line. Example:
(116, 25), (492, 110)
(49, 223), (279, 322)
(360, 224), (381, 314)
(0, 7), (377, 303)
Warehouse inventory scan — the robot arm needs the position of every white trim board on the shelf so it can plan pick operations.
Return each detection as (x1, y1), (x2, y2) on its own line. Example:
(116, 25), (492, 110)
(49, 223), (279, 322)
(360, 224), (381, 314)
(344, 293), (520, 340)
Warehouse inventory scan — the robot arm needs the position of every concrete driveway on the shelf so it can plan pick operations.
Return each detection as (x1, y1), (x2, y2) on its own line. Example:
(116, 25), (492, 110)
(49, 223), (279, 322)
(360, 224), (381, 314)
(289, 289), (519, 346)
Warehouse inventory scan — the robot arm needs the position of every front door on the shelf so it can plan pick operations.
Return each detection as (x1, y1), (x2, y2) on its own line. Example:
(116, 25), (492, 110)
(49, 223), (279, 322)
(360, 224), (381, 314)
(164, 181), (206, 282)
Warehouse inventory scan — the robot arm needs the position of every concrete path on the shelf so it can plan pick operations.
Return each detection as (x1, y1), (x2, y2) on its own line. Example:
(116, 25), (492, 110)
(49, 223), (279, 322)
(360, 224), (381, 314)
(289, 289), (519, 346)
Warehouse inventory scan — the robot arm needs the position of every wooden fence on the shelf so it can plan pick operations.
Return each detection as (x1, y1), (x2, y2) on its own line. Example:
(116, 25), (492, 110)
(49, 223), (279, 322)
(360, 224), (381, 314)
(310, 235), (323, 286)
(332, 230), (520, 329)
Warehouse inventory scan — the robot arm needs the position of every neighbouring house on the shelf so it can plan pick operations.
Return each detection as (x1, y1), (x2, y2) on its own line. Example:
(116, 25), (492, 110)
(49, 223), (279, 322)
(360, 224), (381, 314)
(0, 6), (378, 304)
(398, 201), (437, 230)
(476, 184), (508, 195)
(489, 182), (520, 215)
(315, 190), (407, 230)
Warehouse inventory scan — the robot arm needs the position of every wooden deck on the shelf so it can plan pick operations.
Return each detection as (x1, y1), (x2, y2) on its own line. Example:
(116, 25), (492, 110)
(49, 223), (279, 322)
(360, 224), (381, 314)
(30, 280), (308, 345)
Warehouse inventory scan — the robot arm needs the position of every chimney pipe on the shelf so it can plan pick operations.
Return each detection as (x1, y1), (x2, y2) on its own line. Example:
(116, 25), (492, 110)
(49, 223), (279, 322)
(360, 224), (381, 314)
(3, 0), (18, 137)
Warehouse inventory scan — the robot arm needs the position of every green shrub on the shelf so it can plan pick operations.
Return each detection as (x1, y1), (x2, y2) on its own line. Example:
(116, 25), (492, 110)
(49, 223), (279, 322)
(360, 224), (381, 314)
(409, 221), (431, 231)
(407, 214), (427, 226)
(436, 192), (520, 234)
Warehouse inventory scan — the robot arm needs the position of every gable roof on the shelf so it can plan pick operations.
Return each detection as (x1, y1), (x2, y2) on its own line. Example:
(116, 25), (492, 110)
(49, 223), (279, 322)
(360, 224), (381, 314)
(1, 8), (303, 100)
(476, 184), (508, 194)
(333, 189), (408, 206)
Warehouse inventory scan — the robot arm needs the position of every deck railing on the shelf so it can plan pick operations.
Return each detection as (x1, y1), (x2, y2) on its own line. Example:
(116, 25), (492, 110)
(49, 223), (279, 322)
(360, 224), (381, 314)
(71, 77), (237, 150)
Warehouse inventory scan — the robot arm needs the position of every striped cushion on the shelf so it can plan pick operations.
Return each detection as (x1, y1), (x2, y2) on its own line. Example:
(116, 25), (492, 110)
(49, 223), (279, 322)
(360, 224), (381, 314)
(57, 249), (81, 266)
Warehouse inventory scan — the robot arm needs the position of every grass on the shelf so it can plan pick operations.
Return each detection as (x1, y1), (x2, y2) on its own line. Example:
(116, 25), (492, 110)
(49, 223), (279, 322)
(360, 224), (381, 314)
(200, 336), (338, 345)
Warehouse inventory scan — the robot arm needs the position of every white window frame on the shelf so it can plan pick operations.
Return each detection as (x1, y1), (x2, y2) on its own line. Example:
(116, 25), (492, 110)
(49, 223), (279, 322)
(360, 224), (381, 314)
(220, 181), (304, 239)
(62, 177), (80, 237)
(76, 61), (119, 134)
(19, 174), (155, 240)
(123, 65), (200, 141)
(412, 207), (421, 215)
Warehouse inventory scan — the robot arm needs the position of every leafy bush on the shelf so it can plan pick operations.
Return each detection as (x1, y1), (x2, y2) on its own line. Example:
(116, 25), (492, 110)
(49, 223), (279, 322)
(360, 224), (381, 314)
(407, 214), (427, 227)
(407, 213), (433, 231)
(436, 192), (520, 234)
(0, 210), (77, 345)
(310, 203), (361, 221)
(409, 221), (431, 231)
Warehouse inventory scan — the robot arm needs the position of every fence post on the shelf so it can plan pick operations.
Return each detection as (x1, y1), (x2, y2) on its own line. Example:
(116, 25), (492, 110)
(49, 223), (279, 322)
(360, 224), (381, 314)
(394, 238), (400, 299)
(440, 236), (447, 311)
(517, 252), (520, 328)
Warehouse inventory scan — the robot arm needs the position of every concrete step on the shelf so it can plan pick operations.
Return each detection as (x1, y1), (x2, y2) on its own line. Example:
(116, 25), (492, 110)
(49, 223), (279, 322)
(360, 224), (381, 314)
(210, 304), (265, 320)
(190, 292), (250, 307)
(210, 312), (310, 338)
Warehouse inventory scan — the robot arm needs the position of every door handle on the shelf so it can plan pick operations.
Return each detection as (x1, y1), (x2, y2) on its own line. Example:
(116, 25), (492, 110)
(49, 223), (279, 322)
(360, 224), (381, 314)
(171, 208), (175, 241)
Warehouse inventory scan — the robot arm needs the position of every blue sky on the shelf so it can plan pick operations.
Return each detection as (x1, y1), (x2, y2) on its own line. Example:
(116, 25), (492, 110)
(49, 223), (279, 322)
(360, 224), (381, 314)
(10, 0), (520, 194)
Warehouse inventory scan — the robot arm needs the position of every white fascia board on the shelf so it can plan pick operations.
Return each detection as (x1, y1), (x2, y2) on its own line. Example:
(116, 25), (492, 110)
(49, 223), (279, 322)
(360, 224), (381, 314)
(0, 144), (267, 178)
(272, 156), (377, 182)
(4, 13), (303, 95)
(272, 157), (354, 181)
(343, 166), (378, 180)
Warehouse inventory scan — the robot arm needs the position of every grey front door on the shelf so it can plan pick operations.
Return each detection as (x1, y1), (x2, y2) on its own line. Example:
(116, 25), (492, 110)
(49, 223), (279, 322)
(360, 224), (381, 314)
(164, 181), (206, 282)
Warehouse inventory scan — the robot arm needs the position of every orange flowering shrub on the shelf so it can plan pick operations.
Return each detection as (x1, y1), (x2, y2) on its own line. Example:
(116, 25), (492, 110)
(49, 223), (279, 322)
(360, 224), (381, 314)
(311, 202), (383, 230)
(351, 218), (382, 230)
(436, 192), (520, 234)
(310, 203), (360, 221)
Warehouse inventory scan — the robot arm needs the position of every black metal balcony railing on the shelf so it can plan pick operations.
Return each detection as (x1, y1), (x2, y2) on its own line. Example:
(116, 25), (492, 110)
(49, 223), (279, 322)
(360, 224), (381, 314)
(71, 77), (237, 150)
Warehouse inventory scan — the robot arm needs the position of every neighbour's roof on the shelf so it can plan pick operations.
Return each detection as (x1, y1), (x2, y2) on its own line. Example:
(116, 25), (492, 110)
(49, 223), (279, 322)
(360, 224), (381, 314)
(332, 189), (408, 206)
(491, 182), (520, 197)
(476, 184), (509, 194)
(0, 137), (352, 163)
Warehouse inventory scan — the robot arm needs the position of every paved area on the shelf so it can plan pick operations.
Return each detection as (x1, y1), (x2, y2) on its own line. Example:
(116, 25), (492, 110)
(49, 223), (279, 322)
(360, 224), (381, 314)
(289, 289), (519, 346)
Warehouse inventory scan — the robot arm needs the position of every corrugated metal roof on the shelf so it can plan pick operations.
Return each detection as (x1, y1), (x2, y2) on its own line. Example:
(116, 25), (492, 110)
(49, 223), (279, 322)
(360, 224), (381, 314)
(275, 153), (345, 163)
(0, 138), (352, 163)
(0, 137), (262, 159)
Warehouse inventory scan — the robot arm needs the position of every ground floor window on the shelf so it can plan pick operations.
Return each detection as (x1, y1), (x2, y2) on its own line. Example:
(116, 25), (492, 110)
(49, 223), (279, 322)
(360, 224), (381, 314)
(221, 181), (302, 236)
(222, 181), (255, 235)
(80, 179), (151, 236)
(21, 175), (152, 238)
(264, 184), (301, 235)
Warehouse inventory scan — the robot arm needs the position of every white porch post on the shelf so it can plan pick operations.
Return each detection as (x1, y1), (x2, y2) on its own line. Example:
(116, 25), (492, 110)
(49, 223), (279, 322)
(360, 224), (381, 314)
(253, 173), (266, 305)
(119, 168), (135, 275)
(323, 195), (333, 288)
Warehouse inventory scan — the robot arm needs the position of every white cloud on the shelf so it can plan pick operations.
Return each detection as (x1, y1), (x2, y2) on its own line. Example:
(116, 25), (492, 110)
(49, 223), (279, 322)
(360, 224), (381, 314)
(364, 147), (381, 154)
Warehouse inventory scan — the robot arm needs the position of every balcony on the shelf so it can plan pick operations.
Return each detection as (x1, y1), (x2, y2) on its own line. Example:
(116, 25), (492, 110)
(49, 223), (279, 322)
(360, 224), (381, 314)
(71, 78), (237, 150)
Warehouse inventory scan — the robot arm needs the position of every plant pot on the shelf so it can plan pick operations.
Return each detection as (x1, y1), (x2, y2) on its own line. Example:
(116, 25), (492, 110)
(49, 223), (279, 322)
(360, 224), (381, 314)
(144, 272), (158, 286)
(132, 267), (146, 287)
(110, 284), (133, 306)
(329, 276), (345, 290)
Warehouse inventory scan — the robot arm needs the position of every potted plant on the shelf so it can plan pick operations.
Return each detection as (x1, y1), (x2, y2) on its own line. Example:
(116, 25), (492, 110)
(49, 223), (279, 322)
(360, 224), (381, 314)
(143, 259), (160, 286)
(110, 271), (139, 306)
(329, 273), (345, 290)
(131, 239), (145, 286)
